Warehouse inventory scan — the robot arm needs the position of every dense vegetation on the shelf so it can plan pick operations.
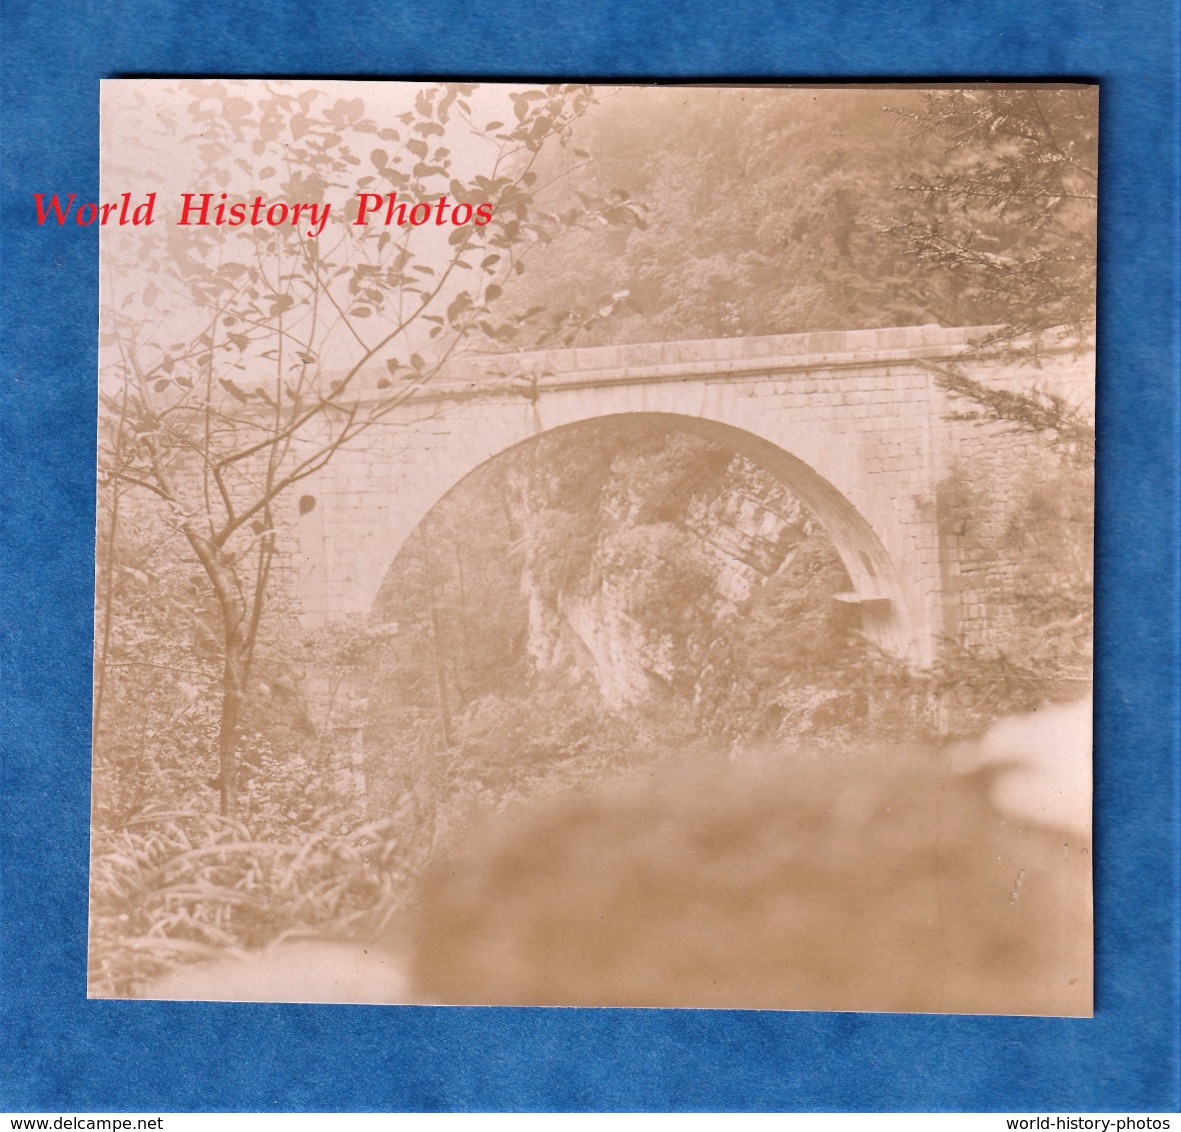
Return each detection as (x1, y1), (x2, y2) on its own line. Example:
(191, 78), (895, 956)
(487, 86), (1096, 348)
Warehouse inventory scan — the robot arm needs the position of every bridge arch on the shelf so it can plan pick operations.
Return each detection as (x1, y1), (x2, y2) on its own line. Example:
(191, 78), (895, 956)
(290, 326), (1039, 669)
(288, 325), (1091, 685)
(299, 406), (920, 662)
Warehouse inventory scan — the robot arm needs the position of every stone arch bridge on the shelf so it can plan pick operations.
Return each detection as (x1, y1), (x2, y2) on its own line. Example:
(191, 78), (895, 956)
(288, 324), (1091, 668)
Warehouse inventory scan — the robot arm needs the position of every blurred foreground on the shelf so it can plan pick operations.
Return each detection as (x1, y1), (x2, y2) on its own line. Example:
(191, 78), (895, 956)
(140, 697), (1091, 1015)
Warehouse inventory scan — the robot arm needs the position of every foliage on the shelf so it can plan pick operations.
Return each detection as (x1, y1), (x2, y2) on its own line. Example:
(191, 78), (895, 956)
(887, 87), (1098, 347)
(886, 88), (1098, 459)
(930, 457), (1093, 734)
(690, 531), (936, 747)
(493, 88), (951, 345)
(89, 804), (416, 997)
(99, 80), (634, 817)
(446, 679), (646, 802)
(931, 363), (1096, 464)
(93, 470), (354, 828)
(486, 87), (1094, 350)
(92, 481), (223, 825)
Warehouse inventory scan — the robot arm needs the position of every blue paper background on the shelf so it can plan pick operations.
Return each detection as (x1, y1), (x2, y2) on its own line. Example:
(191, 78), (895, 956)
(2, 0), (1178, 1113)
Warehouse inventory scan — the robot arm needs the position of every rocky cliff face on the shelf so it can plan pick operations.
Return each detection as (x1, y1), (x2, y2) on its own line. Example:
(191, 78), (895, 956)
(514, 435), (840, 710)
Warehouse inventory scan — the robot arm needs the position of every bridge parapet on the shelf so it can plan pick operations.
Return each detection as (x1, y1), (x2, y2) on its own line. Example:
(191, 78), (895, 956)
(342, 324), (1007, 405)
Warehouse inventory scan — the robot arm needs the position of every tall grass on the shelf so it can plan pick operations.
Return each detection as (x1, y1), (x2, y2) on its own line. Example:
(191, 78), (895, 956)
(88, 803), (416, 998)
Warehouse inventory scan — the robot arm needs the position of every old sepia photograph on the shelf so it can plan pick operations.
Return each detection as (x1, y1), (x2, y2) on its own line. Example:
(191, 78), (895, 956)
(89, 81), (1096, 1014)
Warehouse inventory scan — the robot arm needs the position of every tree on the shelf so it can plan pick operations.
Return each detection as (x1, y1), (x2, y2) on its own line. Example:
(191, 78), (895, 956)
(490, 87), (951, 345)
(97, 80), (637, 817)
(888, 87), (1097, 343)
(886, 87), (1098, 457)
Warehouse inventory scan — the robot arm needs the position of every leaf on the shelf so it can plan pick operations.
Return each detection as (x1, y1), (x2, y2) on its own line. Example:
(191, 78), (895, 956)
(219, 378), (249, 404)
